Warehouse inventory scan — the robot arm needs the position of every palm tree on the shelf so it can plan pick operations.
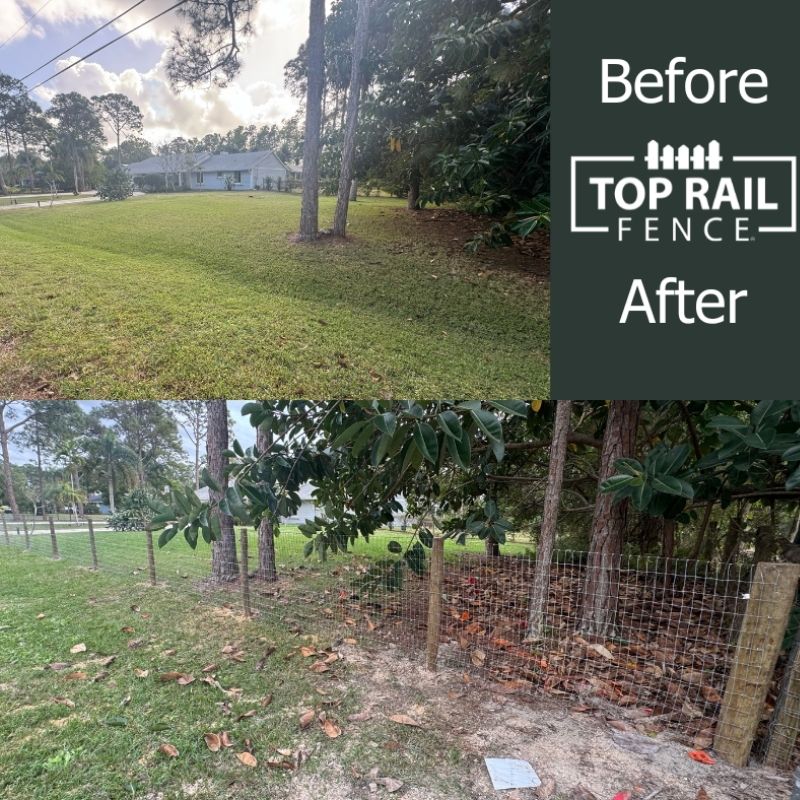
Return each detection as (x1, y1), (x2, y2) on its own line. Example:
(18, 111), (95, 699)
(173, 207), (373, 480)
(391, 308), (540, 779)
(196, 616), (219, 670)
(85, 430), (138, 514)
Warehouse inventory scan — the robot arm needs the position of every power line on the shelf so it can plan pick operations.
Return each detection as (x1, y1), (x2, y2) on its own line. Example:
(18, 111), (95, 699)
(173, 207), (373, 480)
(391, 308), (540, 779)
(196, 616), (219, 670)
(29, 0), (190, 93)
(21, 0), (153, 81)
(0, 0), (59, 49)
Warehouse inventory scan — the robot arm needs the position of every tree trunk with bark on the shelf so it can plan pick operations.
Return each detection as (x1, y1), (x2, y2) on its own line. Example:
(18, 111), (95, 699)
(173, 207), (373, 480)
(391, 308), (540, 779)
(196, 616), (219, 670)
(526, 400), (572, 640)
(662, 518), (676, 559)
(207, 400), (239, 582)
(579, 400), (640, 638)
(332, 0), (370, 237)
(485, 538), (500, 558)
(108, 474), (116, 514)
(255, 426), (278, 582)
(407, 165), (421, 210)
(298, 0), (326, 241)
(0, 422), (20, 518)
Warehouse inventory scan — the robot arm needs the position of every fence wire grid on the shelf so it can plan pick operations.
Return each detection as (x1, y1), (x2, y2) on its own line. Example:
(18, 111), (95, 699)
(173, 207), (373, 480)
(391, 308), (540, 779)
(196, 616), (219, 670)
(3, 513), (800, 770)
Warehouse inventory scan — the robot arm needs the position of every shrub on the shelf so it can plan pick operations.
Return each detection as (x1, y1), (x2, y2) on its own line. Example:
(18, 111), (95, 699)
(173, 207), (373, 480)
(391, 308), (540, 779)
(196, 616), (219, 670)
(107, 488), (159, 531)
(98, 167), (134, 201)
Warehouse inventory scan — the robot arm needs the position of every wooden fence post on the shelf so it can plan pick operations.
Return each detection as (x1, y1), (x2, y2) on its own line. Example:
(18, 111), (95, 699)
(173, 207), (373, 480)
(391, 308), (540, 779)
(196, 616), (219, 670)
(145, 527), (157, 586)
(22, 526), (30, 550)
(765, 622), (800, 768)
(426, 537), (445, 672)
(48, 516), (60, 560)
(240, 528), (252, 617)
(87, 517), (99, 571)
(715, 562), (800, 766)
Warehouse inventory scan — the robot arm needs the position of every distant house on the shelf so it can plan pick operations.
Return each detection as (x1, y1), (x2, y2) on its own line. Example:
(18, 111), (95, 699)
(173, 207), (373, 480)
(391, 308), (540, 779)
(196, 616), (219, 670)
(126, 150), (294, 191)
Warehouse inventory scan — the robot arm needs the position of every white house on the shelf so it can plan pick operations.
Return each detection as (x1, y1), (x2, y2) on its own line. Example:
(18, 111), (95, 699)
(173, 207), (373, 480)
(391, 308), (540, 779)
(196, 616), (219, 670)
(126, 150), (294, 191)
(194, 482), (415, 528)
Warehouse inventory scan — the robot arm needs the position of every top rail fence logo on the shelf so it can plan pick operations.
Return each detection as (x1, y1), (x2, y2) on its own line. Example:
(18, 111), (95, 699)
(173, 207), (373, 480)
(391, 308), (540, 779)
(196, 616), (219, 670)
(570, 140), (797, 242)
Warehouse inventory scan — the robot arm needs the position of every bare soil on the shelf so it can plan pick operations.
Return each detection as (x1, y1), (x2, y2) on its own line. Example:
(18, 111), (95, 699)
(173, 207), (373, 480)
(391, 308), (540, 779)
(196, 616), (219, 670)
(322, 639), (793, 800)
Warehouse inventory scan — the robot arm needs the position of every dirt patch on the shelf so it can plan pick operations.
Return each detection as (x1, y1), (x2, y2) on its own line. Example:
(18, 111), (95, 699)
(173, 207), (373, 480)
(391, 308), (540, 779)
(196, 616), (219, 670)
(385, 207), (550, 280)
(338, 641), (792, 800)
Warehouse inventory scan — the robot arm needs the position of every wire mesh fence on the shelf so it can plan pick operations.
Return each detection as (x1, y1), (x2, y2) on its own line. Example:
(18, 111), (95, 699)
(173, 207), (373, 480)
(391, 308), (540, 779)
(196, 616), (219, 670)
(3, 515), (800, 770)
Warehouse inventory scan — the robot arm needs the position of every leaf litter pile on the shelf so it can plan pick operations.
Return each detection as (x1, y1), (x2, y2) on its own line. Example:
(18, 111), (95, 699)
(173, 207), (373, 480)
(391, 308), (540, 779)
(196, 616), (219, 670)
(337, 554), (793, 752)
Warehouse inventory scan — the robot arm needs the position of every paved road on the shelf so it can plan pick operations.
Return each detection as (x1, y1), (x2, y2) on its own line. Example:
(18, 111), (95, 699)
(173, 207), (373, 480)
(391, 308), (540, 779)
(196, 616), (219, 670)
(0, 192), (144, 211)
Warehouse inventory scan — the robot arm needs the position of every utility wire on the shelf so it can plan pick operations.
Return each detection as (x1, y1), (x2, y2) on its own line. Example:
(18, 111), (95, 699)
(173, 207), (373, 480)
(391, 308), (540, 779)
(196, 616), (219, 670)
(21, 0), (153, 81)
(28, 0), (189, 92)
(0, 0), (59, 49)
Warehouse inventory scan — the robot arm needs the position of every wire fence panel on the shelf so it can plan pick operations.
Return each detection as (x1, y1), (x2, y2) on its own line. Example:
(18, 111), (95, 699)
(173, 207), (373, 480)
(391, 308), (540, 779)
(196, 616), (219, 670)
(3, 519), (799, 768)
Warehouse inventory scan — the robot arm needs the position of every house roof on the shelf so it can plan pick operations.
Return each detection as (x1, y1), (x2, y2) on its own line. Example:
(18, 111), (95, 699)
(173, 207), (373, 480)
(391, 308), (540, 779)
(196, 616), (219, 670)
(126, 152), (210, 175)
(198, 150), (274, 172)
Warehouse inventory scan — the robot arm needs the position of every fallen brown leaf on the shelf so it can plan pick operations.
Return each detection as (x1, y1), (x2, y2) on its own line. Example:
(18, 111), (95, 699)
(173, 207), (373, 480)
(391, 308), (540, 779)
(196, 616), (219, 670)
(321, 718), (342, 738)
(220, 731), (233, 748)
(134, 668), (149, 678)
(159, 743), (179, 758)
(204, 733), (221, 752)
(388, 714), (421, 728)
(65, 671), (88, 681)
(236, 752), (257, 768)
(70, 643), (87, 654)
(53, 697), (75, 708)
(299, 709), (315, 729)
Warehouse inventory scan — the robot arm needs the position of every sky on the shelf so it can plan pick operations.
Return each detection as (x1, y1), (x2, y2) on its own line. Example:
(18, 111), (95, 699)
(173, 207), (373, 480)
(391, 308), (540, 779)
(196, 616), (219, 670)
(7, 400), (257, 465)
(0, 0), (310, 143)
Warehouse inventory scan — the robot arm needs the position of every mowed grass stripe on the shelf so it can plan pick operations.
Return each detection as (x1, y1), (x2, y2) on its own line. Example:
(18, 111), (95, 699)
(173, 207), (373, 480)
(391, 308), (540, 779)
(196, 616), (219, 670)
(0, 194), (549, 397)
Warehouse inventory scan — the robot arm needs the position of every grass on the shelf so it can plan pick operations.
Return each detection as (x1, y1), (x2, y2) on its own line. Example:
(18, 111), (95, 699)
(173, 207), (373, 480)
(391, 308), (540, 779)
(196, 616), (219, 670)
(0, 536), (503, 799)
(0, 192), (549, 397)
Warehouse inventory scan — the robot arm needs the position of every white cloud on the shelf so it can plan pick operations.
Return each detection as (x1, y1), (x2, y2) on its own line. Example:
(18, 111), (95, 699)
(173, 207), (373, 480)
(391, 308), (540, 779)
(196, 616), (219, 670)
(11, 0), (313, 141)
(35, 53), (300, 142)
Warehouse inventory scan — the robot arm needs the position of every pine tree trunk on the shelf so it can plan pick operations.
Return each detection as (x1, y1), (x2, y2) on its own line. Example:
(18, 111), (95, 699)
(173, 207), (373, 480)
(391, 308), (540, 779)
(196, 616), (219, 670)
(526, 400), (571, 639)
(662, 518), (675, 559)
(579, 400), (639, 638)
(72, 160), (80, 195)
(407, 166), (421, 210)
(332, 0), (370, 237)
(1, 424), (20, 517)
(255, 426), (278, 581)
(349, 178), (357, 201)
(108, 474), (116, 514)
(207, 400), (239, 582)
(298, 0), (326, 241)
(0, 166), (7, 194)
(73, 468), (84, 518)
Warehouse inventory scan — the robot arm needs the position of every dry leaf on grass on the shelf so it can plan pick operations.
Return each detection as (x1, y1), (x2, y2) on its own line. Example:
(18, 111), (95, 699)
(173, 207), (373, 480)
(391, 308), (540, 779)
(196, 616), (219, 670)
(348, 709), (372, 722)
(300, 646), (317, 658)
(236, 709), (256, 721)
(48, 662), (71, 671)
(120, 626), (134, 634)
(321, 718), (342, 738)
(260, 694), (273, 708)
(53, 697), (75, 708)
(204, 733), (221, 752)
(159, 743), (179, 758)
(220, 731), (233, 748)
(177, 675), (195, 686)
(696, 790), (710, 800)
(70, 643), (87, 654)
(388, 714), (422, 728)
(379, 778), (404, 793)
(134, 668), (149, 678)
(65, 671), (88, 681)
(36, 613), (46, 619)
(236, 752), (257, 768)
(299, 709), (315, 729)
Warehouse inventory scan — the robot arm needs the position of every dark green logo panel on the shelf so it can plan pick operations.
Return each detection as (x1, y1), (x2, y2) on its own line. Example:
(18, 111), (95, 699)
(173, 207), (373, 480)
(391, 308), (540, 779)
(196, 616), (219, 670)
(552, 0), (799, 397)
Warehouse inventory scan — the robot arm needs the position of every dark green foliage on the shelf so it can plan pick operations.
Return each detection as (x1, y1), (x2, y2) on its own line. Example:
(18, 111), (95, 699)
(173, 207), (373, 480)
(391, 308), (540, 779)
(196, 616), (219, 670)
(108, 488), (161, 531)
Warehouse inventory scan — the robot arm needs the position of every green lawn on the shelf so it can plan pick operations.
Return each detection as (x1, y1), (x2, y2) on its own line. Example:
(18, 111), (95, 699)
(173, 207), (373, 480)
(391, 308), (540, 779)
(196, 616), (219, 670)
(0, 536), (515, 799)
(0, 192), (549, 397)
(2, 523), (532, 580)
